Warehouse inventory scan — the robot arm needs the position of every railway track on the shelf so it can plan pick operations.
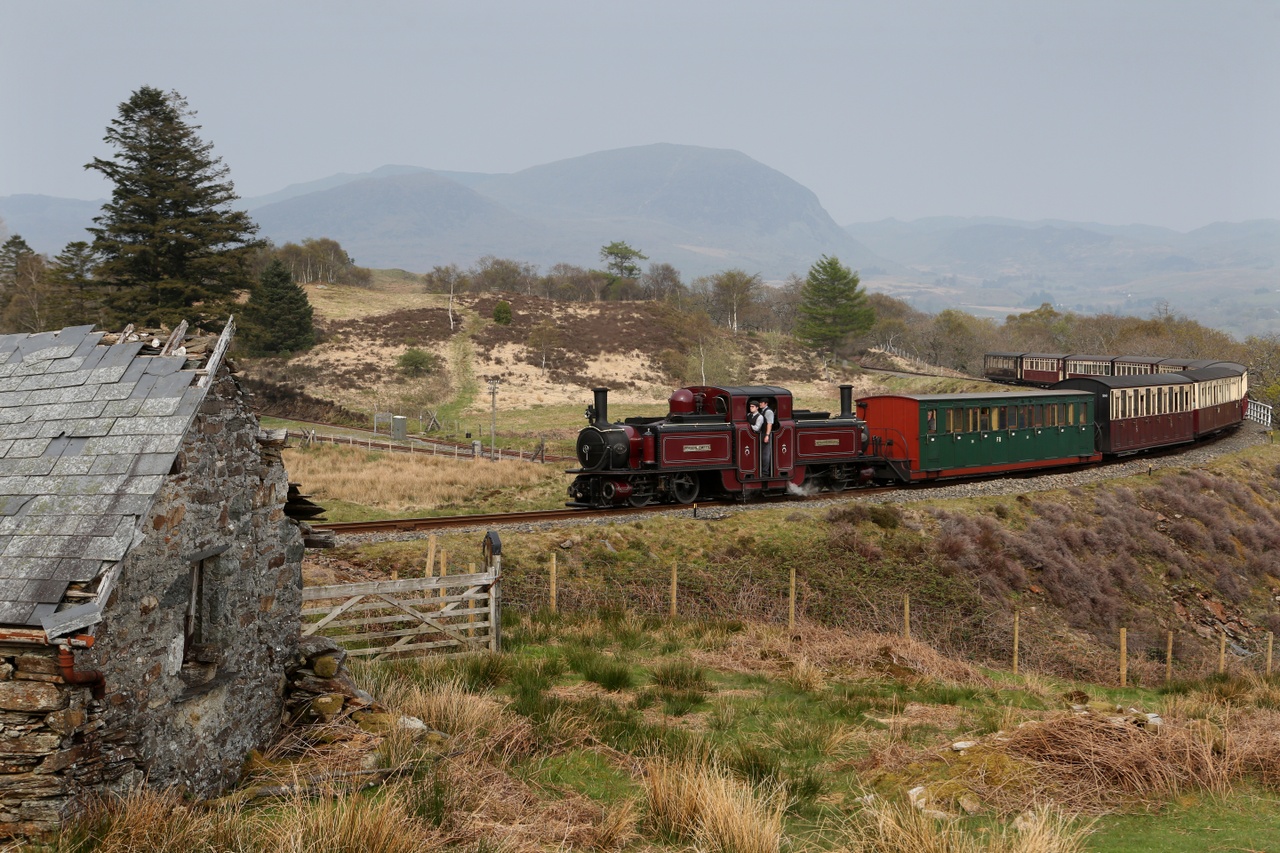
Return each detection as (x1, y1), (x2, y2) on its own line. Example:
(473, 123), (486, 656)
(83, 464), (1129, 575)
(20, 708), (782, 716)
(312, 426), (1248, 537)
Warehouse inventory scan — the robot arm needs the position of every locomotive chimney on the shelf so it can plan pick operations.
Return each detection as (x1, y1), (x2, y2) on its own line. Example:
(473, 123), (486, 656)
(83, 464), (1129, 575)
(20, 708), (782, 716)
(839, 384), (854, 419)
(593, 388), (610, 426)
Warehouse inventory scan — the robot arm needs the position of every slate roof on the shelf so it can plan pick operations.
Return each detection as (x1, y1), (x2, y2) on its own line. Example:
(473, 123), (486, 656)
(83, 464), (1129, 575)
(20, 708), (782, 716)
(0, 322), (232, 632)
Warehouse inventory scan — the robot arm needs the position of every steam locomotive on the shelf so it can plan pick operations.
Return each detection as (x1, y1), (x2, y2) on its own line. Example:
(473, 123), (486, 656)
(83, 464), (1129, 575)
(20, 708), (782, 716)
(566, 363), (1250, 508)
(567, 385), (870, 508)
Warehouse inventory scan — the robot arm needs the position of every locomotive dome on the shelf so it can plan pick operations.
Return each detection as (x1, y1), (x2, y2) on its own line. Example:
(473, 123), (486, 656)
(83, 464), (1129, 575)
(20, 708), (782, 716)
(668, 388), (696, 414)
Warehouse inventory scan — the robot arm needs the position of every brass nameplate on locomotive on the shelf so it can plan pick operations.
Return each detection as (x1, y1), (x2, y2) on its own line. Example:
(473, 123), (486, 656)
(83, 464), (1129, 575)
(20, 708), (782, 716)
(813, 439), (842, 446)
(684, 444), (712, 452)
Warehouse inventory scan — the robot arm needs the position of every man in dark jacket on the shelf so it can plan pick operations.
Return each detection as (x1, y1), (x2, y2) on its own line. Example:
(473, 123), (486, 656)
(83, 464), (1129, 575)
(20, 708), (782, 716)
(759, 398), (775, 476)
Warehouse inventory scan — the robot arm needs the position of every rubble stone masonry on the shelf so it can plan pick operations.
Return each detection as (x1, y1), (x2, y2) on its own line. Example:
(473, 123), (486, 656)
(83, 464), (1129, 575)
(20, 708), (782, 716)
(0, 371), (304, 836)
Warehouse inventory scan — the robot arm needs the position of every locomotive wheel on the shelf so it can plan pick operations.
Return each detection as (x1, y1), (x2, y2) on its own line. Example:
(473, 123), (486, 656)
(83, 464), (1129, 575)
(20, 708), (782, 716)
(670, 473), (700, 505)
(628, 475), (654, 507)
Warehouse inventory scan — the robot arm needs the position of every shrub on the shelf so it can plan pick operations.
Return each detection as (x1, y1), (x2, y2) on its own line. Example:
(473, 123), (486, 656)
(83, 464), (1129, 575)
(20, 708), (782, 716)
(397, 347), (438, 377)
(493, 300), (513, 325)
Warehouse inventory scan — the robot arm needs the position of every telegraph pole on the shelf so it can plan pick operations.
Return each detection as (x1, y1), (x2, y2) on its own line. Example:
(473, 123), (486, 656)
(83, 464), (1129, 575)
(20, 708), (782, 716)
(488, 379), (500, 461)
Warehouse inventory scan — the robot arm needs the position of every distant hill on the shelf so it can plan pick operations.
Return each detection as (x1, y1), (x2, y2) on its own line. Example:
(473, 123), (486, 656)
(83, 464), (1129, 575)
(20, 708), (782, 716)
(0, 195), (102, 253)
(253, 143), (889, 278)
(4, 146), (1278, 337)
(846, 217), (1280, 338)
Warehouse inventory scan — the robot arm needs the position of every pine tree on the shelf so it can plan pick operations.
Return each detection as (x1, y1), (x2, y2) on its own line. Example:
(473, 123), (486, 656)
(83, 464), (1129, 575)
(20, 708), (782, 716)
(244, 259), (315, 355)
(795, 255), (874, 355)
(86, 86), (261, 327)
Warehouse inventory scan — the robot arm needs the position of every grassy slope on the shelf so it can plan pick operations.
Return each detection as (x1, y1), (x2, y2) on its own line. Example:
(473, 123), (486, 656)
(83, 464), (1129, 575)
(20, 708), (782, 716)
(289, 439), (1280, 850)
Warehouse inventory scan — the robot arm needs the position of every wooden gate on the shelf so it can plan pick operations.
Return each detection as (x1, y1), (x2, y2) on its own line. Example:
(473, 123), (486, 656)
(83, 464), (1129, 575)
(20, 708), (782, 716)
(302, 570), (500, 659)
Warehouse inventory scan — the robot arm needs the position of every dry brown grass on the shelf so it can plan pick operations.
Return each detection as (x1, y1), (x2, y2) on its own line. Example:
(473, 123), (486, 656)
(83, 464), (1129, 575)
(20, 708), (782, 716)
(980, 712), (1232, 813)
(281, 443), (564, 513)
(644, 758), (786, 853)
(378, 677), (536, 765)
(34, 788), (253, 852)
(690, 622), (988, 686)
(828, 799), (1092, 853)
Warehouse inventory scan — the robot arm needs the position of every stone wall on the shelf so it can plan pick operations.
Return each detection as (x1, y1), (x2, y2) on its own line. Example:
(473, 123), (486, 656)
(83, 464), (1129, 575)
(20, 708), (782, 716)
(0, 369), (304, 835)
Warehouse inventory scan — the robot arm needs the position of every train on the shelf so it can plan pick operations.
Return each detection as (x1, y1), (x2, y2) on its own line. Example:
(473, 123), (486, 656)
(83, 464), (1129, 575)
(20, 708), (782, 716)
(565, 358), (1250, 508)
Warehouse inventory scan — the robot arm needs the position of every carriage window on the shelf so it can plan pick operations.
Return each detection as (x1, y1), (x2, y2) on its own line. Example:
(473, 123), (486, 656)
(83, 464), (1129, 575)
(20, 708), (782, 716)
(966, 408), (978, 432)
(996, 406), (1007, 429)
(979, 407), (991, 431)
(1067, 403), (1075, 424)
(926, 409), (937, 433)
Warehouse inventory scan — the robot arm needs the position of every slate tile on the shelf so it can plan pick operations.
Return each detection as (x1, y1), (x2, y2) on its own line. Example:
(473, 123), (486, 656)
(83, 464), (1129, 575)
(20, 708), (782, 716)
(44, 356), (86, 375)
(27, 403), (105, 423)
(39, 418), (115, 440)
(108, 416), (192, 437)
(2, 535), (73, 558)
(127, 453), (175, 476)
(28, 604), (58, 625)
(69, 332), (106, 359)
(54, 475), (128, 496)
(0, 475), (36, 494)
(137, 397), (181, 417)
(0, 458), (56, 477)
(127, 374), (159, 400)
(6, 438), (52, 459)
(82, 435), (148, 457)
(100, 400), (144, 419)
(23, 385), (100, 406)
(144, 356), (185, 377)
(24, 493), (151, 517)
(0, 601), (36, 625)
(0, 391), (32, 408)
(0, 423), (43, 441)
(95, 342), (143, 369)
(87, 455), (136, 476)
(53, 558), (106, 583)
(22, 579), (68, 604)
(87, 365), (129, 387)
(92, 381), (134, 402)
(0, 409), (32, 425)
(0, 555), (54, 579)
(16, 370), (93, 391)
(120, 475), (166, 495)
(150, 372), (197, 398)
(119, 358), (148, 385)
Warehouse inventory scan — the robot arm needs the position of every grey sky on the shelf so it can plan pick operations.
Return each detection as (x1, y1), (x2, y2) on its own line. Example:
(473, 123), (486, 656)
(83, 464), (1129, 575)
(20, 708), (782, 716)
(3, 0), (1277, 231)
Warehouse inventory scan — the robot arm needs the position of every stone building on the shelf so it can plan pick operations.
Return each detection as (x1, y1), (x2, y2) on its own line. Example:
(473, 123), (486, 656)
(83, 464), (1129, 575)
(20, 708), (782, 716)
(0, 322), (303, 836)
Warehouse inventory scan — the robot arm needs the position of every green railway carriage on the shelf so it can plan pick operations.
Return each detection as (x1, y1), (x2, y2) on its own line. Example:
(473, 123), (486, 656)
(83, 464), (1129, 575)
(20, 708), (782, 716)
(857, 390), (1101, 482)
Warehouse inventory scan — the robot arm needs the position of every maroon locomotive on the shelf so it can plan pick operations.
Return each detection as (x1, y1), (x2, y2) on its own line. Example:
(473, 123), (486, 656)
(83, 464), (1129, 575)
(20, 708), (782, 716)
(567, 385), (871, 508)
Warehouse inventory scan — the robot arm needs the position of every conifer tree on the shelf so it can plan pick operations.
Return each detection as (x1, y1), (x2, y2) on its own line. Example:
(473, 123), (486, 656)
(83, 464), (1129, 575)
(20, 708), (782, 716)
(795, 255), (874, 355)
(244, 259), (315, 355)
(86, 86), (261, 326)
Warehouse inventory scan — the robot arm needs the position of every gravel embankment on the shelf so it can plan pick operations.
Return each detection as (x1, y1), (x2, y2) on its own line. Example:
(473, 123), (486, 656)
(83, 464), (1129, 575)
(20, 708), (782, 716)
(335, 422), (1274, 545)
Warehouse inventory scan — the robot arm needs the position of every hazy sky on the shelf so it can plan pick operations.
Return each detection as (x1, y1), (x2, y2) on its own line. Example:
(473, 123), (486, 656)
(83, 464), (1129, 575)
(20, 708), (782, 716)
(3, 0), (1278, 231)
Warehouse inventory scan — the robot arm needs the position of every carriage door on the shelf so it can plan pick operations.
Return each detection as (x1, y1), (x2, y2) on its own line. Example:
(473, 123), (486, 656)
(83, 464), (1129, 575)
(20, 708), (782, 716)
(922, 408), (941, 470)
(774, 422), (794, 475)
(736, 422), (759, 478)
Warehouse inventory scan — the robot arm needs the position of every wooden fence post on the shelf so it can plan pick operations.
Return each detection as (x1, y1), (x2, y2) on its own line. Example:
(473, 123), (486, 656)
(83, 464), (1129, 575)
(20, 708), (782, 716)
(1119, 627), (1128, 688)
(549, 553), (557, 614)
(1219, 632), (1227, 675)
(1268, 632), (1274, 677)
(439, 549), (448, 599)
(468, 561), (476, 639)
(1166, 630), (1174, 684)
(670, 562), (678, 618)
(903, 594), (911, 640)
(788, 566), (796, 632)
(425, 535), (437, 578)
(1012, 610), (1019, 675)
